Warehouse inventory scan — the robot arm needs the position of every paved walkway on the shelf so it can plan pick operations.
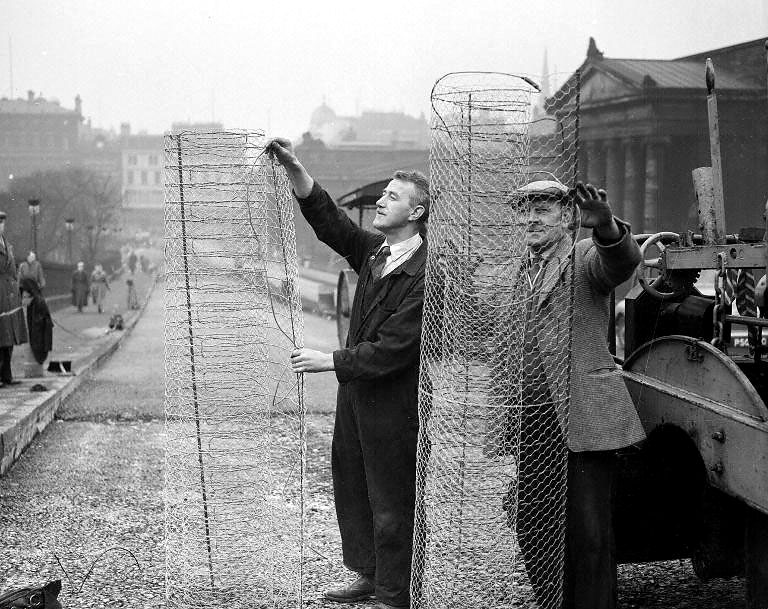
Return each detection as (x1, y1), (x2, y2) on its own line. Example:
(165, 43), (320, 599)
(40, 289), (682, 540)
(11, 271), (154, 378)
(0, 279), (164, 608)
(0, 271), (155, 475)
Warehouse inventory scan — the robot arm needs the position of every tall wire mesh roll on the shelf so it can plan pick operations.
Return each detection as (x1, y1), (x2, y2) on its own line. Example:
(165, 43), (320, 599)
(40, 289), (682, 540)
(413, 72), (580, 609)
(164, 130), (305, 608)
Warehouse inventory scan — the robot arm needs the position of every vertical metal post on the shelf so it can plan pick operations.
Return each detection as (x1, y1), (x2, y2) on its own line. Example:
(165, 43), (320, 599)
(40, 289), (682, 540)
(175, 134), (215, 590)
(705, 58), (727, 240)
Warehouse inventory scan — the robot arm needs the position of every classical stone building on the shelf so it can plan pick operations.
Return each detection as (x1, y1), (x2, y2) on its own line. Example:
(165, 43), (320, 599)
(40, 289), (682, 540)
(0, 91), (83, 190)
(550, 37), (768, 234)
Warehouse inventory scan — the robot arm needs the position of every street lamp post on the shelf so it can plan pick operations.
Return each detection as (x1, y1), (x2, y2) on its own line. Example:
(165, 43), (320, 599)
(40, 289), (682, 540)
(65, 218), (75, 264)
(28, 199), (40, 254)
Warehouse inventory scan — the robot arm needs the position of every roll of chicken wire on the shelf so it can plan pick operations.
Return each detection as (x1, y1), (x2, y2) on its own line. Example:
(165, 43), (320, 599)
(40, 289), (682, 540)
(413, 72), (580, 609)
(164, 130), (305, 608)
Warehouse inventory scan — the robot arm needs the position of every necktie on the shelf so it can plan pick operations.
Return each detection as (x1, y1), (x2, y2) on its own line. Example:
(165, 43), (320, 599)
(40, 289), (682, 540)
(370, 246), (391, 281)
(527, 256), (545, 292)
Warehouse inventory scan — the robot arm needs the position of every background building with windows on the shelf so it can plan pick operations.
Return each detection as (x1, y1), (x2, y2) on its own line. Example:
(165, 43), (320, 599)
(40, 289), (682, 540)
(550, 37), (768, 234)
(0, 91), (83, 190)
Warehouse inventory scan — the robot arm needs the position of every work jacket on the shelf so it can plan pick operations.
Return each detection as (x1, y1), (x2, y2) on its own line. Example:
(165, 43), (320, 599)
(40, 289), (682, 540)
(297, 181), (425, 430)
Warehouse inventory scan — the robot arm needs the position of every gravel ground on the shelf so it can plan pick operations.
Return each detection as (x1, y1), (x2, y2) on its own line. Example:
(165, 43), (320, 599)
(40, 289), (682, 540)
(0, 281), (165, 608)
(0, 302), (749, 608)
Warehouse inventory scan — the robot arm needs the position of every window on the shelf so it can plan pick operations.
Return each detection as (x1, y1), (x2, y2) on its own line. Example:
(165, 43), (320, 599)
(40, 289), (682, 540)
(141, 171), (148, 185)
(149, 155), (158, 166)
(128, 154), (138, 165)
(127, 170), (134, 185)
(154, 171), (161, 185)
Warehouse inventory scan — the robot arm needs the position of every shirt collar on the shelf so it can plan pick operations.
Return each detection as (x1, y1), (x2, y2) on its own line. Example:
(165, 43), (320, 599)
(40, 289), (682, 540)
(529, 234), (572, 262)
(381, 232), (423, 257)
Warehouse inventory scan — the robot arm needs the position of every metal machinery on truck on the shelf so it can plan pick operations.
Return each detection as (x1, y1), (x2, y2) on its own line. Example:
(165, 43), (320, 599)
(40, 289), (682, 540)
(613, 51), (768, 607)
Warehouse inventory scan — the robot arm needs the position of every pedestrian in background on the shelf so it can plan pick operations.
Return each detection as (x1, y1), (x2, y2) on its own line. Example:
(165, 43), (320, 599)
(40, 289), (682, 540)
(19, 277), (52, 366)
(0, 212), (29, 386)
(90, 263), (110, 314)
(128, 250), (138, 275)
(18, 251), (46, 292)
(126, 278), (139, 310)
(71, 261), (90, 313)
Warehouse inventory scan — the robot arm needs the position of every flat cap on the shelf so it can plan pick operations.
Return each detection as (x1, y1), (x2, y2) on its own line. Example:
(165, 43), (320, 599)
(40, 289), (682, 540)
(0, 211), (7, 220)
(516, 180), (569, 199)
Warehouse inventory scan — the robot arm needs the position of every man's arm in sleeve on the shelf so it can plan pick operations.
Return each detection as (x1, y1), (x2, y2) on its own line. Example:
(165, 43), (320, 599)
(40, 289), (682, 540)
(333, 279), (424, 382)
(585, 218), (641, 293)
(295, 182), (381, 274)
(268, 137), (379, 273)
(573, 182), (641, 293)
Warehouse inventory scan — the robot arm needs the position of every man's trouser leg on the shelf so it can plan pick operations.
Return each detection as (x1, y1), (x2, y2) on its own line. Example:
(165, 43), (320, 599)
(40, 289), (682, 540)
(563, 450), (618, 609)
(360, 392), (418, 607)
(516, 400), (567, 609)
(332, 386), (376, 579)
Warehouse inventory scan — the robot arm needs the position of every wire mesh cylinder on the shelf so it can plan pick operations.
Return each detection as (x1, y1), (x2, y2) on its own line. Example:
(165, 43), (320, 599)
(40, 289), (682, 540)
(164, 130), (305, 608)
(413, 73), (579, 609)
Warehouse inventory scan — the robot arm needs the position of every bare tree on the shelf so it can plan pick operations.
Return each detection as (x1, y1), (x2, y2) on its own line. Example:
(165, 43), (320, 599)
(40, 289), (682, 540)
(6, 167), (122, 264)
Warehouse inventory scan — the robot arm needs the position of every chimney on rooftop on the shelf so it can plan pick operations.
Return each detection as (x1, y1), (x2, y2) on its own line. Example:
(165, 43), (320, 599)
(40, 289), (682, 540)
(27, 90), (34, 102)
(75, 94), (82, 115)
(120, 122), (131, 138)
(587, 37), (604, 61)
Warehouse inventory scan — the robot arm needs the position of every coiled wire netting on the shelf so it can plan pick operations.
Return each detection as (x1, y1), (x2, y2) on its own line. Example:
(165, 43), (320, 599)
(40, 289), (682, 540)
(412, 72), (580, 609)
(164, 130), (305, 608)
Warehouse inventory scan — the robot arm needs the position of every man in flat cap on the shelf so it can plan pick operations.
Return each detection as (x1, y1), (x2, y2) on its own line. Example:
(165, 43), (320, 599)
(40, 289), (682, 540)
(0, 212), (28, 385)
(493, 180), (645, 609)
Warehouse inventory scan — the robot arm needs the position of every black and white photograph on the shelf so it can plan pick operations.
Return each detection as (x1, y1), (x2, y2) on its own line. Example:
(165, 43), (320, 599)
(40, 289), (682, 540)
(1, 2), (767, 608)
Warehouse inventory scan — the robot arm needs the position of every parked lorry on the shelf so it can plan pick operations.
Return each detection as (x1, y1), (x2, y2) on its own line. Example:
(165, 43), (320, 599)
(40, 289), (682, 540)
(613, 55), (768, 608)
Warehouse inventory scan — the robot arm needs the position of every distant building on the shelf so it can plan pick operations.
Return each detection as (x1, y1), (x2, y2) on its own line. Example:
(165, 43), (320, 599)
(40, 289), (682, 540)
(119, 123), (164, 209)
(170, 121), (224, 134)
(308, 101), (430, 149)
(296, 103), (431, 270)
(550, 37), (768, 233)
(0, 91), (83, 190)
(119, 121), (224, 211)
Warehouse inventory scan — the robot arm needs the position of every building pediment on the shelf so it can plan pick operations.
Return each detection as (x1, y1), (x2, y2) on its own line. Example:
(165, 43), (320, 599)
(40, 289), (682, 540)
(579, 68), (638, 103)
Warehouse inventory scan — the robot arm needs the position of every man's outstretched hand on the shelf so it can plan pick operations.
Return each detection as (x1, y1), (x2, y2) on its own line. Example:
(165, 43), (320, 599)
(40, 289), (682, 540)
(290, 347), (335, 373)
(266, 138), (298, 168)
(265, 137), (314, 198)
(570, 181), (621, 241)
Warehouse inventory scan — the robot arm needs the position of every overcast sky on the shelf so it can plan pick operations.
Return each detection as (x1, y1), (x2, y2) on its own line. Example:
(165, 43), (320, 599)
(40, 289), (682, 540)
(2, 0), (766, 139)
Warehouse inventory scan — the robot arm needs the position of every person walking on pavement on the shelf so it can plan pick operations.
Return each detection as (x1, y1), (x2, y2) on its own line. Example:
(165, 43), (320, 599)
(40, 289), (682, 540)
(18, 251), (46, 292)
(269, 137), (428, 609)
(126, 278), (139, 310)
(128, 250), (138, 275)
(72, 261), (90, 313)
(90, 263), (110, 314)
(19, 277), (53, 366)
(0, 211), (29, 386)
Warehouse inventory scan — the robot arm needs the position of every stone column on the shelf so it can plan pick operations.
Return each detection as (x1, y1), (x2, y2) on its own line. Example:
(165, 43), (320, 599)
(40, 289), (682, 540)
(604, 139), (624, 219)
(586, 140), (606, 187)
(643, 140), (663, 234)
(623, 138), (644, 232)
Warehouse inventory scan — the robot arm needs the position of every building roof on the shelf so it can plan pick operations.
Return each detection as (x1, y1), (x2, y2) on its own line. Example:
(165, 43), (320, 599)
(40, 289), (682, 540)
(122, 134), (164, 150)
(0, 97), (78, 115)
(593, 58), (758, 91)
